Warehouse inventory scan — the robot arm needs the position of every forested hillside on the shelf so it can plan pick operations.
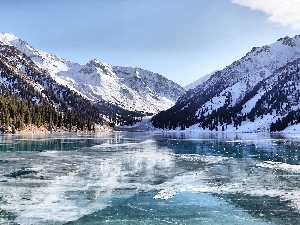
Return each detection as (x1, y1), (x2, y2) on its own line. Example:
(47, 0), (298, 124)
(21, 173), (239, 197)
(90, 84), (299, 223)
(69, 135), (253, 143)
(0, 42), (105, 133)
(0, 95), (99, 133)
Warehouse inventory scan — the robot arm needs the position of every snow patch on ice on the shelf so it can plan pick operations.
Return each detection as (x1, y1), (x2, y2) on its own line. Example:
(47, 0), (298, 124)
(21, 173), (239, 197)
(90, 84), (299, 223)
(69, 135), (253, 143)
(256, 161), (300, 173)
(172, 154), (229, 164)
(92, 139), (156, 148)
(153, 189), (177, 200)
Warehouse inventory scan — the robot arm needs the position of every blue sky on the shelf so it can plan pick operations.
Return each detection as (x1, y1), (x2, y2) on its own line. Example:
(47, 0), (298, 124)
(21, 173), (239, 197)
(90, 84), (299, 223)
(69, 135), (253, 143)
(1, 0), (299, 86)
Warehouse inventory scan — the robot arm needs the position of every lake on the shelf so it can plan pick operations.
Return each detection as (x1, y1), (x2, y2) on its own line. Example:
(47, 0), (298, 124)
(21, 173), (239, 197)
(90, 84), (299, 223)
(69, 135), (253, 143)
(0, 132), (299, 224)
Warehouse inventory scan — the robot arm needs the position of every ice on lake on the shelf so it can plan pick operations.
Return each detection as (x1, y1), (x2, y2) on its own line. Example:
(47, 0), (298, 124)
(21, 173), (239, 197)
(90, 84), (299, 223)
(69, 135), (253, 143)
(0, 132), (300, 224)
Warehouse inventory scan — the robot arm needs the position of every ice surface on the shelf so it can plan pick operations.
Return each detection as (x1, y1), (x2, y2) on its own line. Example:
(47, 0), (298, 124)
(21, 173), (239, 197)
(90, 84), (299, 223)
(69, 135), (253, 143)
(0, 135), (176, 224)
(0, 133), (300, 224)
(256, 161), (300, 173)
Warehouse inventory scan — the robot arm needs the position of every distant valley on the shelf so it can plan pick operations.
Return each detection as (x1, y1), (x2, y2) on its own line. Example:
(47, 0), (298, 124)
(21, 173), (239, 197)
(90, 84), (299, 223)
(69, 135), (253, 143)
(0, 32), (184, 132)
(1, 32), (300, 133)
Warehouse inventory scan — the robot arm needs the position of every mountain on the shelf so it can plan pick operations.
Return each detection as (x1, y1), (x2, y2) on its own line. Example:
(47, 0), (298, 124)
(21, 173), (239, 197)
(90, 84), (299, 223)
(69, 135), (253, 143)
(0, 39), (106, 132)
(152, 35), (300, 132)
(0, 33), (184, 116)
(62, 59), (184, 113)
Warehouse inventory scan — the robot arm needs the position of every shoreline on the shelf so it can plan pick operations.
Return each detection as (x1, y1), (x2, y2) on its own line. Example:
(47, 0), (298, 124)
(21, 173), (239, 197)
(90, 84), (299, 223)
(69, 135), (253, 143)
(1, 124), (114, 134)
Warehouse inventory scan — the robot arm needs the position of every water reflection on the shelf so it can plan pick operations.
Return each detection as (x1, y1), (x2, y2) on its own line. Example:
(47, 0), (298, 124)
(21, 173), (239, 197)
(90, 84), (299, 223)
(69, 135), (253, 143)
(155, 132), (300, 165)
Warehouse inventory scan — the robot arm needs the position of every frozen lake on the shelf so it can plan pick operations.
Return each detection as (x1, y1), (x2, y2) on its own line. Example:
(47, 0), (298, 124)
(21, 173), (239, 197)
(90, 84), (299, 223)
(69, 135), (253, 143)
(0, 132), (300, 224)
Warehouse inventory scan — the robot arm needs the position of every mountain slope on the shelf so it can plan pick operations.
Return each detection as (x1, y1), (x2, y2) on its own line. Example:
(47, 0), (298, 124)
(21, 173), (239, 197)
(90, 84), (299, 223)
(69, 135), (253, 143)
(60, 59), (184, 113)
(152, 35), (300, 132)
(0, 32), (184, 114)
(0, 39), (106, 132)
(184, 72), (215, 91)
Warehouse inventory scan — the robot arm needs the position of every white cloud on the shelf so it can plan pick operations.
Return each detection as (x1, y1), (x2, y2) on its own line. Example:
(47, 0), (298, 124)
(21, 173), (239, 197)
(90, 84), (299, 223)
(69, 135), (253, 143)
(232, 0), (300, 30)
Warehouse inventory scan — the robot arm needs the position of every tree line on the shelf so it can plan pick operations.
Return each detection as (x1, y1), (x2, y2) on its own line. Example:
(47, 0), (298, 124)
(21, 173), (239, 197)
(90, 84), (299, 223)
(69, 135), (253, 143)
(0, 94), (98, 133)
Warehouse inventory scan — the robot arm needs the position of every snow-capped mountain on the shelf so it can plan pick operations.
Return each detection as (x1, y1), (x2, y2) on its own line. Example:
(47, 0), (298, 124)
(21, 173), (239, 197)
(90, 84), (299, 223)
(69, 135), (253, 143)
(0, 39), (105, 130)
(152, 35), (300, 132)
(60, 59), (184, 113)
(0, 32), (184, 114)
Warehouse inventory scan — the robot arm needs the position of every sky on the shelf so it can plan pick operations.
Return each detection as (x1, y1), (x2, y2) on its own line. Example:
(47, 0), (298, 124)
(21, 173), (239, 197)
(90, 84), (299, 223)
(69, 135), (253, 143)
(1, 0), (300, 87)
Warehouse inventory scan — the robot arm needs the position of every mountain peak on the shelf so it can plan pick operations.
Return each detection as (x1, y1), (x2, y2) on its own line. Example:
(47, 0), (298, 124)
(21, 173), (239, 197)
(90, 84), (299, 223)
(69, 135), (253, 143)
(0, 32), (17, 37)
(0, 32), (19, 44)
(90, 59), (100, 64)
(0, 32), (37, 56)
(79, 59), (112, 75)
(0, 32), (15, 36)
(277, 36), (296, 47)
(87, 59), (110, 68)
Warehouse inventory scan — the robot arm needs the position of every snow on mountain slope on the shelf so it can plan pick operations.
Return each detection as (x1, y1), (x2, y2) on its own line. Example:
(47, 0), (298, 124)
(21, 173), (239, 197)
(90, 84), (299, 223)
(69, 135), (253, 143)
(0, 33), (81, 87)
(152, 35), (300, 132)
(0, 32), (101, 102)
(184, 71), (215, 90)
(0, 32), (184, 114)
(181, 35), (300, 105)
(59, 59), (184, 113)
(0, 40), (106, 129)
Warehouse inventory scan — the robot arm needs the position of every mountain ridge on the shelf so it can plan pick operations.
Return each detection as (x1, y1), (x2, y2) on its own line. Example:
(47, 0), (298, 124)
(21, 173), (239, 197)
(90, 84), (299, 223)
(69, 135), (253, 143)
(0, 40), (107, 132)
(152, 34), (300, 132)
(0, 32), (184, 114)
